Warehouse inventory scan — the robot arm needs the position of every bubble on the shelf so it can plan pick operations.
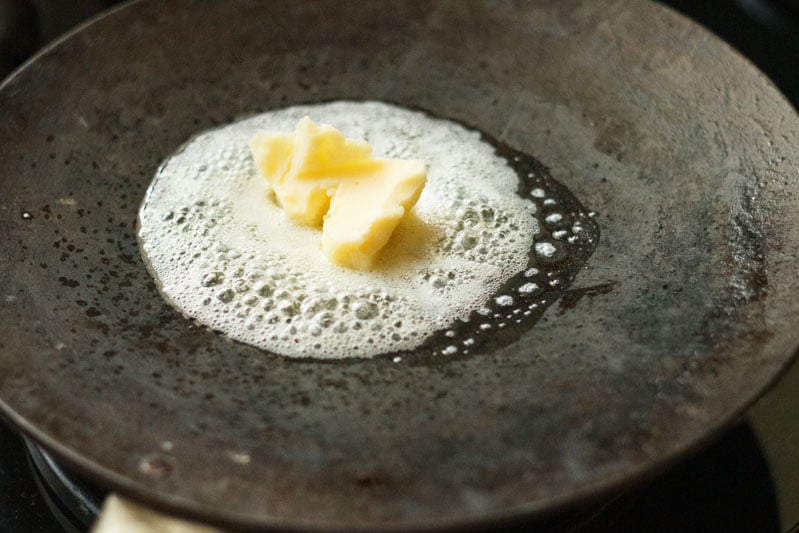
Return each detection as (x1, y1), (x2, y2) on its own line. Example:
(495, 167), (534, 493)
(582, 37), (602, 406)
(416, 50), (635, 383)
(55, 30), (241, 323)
(460, 207), (480, 228)
(454, 230), (478, 251)
(313, 311), (334, 328)
(518, 283), (540, 295)
(216, 288), (235, 303)
(301, 297), (323, 315)
(352, 299), (378, 320)
(535, 242), (557, 258)
(256, 282), (274, 297)
(201, 271), (224, 287)
(246, 270), (264, 280)
(277, 299), (298, 316)
(428, 275), (447, 289)
(495, 295), (514, 307)
(266, 268), (286, 280)
(233, 279), (250, 293)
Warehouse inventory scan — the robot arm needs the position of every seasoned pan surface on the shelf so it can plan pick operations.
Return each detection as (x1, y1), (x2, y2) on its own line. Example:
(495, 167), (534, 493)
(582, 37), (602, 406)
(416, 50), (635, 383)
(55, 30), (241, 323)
(1, 0), (799, 529)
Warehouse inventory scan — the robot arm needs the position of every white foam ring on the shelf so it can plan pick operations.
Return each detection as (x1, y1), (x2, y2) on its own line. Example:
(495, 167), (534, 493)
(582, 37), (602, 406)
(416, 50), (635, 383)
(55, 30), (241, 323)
(138, 101), (537, 359)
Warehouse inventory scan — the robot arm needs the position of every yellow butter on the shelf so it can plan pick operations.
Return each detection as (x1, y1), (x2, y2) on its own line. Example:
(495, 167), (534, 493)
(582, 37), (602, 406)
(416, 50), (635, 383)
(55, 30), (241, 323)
(249, 117), (426, 270)
(249, 118), (373, 225)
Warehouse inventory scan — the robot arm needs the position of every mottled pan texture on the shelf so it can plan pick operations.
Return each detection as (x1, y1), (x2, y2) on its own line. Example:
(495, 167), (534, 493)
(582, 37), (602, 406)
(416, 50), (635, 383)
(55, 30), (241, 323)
(1, 0), (798, 530)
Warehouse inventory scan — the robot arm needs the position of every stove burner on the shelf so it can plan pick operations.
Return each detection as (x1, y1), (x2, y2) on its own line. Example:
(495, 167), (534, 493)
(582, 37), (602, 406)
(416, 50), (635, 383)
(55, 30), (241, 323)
(24, 439), (105, 533)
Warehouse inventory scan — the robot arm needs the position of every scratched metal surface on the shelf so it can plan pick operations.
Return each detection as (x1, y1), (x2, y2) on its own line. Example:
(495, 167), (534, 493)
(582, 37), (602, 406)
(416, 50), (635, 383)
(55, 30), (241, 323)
(1, 0), (799, 530)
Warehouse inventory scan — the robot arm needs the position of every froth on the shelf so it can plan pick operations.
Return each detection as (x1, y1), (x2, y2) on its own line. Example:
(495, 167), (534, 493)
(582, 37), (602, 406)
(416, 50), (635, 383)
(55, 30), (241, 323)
(138, 101), (538, 359)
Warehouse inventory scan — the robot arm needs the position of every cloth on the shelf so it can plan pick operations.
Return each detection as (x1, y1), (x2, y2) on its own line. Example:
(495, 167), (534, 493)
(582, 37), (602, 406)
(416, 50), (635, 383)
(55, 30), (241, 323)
(92, 494), (223, 533)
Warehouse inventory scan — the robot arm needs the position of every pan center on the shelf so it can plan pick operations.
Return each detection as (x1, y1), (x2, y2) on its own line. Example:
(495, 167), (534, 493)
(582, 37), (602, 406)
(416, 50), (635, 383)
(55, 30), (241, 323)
(137, 101), (598, 360)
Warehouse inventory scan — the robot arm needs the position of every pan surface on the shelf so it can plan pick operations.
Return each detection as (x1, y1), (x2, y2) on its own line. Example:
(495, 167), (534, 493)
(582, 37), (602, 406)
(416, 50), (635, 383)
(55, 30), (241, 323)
(2, 0), (799, 529)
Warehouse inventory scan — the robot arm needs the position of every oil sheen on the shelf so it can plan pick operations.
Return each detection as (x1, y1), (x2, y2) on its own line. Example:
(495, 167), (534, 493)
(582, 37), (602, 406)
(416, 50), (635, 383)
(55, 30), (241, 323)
(138, 101), (546, 359)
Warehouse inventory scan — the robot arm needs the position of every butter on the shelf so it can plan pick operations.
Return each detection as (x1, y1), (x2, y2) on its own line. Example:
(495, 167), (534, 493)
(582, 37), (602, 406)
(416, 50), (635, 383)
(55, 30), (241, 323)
(249, 117), (426, 269)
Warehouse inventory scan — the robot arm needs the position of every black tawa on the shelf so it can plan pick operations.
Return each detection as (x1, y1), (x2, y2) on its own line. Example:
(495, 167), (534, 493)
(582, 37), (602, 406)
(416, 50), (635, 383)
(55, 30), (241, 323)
(1, 1), (799, 530)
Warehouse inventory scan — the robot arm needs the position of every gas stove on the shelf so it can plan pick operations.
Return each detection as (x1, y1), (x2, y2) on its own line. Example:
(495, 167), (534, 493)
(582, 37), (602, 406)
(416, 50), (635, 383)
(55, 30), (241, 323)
(1, 1), (798, 531)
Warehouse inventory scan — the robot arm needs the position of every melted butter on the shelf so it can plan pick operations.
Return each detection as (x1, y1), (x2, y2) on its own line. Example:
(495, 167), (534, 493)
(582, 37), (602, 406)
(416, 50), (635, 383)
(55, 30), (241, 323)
(138, 101), (589, 360)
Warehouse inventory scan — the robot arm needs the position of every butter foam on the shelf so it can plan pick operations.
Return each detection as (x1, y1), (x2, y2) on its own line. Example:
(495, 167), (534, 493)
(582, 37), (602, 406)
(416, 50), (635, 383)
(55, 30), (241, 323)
(138, 101), (537, 359)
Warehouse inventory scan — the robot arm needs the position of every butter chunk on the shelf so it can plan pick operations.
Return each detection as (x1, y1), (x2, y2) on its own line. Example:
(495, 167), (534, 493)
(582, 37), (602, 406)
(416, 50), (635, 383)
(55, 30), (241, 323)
(323, 159), (426, 270)
(248, 117), (374, 226)
(249, 117), (426, 270)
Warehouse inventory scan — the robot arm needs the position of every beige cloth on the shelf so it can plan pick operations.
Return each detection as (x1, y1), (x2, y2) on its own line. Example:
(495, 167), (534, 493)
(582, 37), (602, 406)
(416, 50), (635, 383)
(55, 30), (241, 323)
(92, 494), (223, 533)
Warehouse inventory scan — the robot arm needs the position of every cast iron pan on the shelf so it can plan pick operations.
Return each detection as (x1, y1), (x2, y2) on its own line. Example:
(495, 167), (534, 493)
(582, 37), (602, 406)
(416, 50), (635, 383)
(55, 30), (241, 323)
(1, 0), (799, 530)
